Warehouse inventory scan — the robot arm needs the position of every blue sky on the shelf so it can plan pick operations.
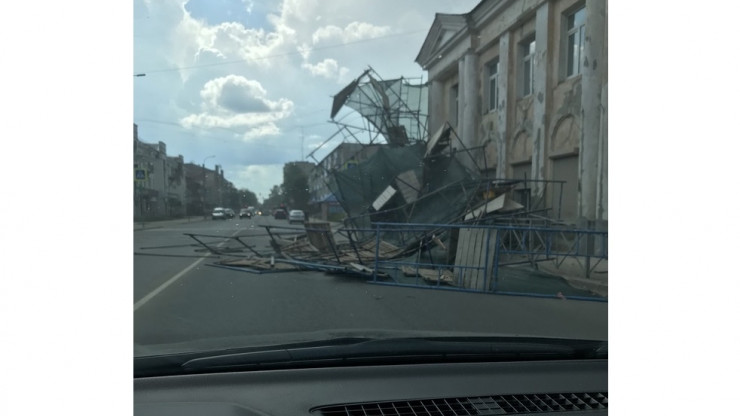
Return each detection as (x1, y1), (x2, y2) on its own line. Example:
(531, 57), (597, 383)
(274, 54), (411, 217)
(185, 0), (277, 30)
(133, 0), (480, 201)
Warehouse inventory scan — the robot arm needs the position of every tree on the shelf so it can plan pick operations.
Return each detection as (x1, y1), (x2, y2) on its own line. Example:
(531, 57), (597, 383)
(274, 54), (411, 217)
(239, 189), (258, 207)
(261, 184), (284, 210)
(283, 163), (310, 211)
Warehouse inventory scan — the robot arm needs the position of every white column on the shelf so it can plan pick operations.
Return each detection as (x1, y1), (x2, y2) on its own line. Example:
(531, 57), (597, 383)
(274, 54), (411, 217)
(457, 59), (465, 140)
(531, 2), (550, 203)
(596, 83), (608, 221)
(579, 0), (606, 222)
(460, 50), (479, 170)
(428, 79), (445, 138)
(496, 33), (510, 180)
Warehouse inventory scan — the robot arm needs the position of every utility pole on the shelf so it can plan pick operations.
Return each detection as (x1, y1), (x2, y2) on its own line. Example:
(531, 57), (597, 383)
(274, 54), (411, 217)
(202, 155), (215, 216)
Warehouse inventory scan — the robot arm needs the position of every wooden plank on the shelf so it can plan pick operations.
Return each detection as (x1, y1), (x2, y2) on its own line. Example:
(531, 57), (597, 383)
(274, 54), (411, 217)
(455, 229), (475, 287)
(305, 222), (335, 254)
(464, 194), (507, 220)
(454, 228), (497, 290)
(217, 258), (298, 271)
(372, 186), (397, 211)
(401, 266), (456, 286)
(468, 228), (484, 289)
(395, 170), (421, 203)
(425, 124), (450, 157)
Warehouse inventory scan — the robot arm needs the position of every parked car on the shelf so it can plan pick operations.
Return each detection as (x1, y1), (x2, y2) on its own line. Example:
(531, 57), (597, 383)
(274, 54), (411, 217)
(273, 209), (287, 220)
(211, 207), (226, 220)
(288, 210), (305, 224)
(239, 208), (252, 218)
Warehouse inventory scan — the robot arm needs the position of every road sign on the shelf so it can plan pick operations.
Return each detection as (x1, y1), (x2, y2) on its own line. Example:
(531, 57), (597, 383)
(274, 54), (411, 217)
(135, 168), (147, 182)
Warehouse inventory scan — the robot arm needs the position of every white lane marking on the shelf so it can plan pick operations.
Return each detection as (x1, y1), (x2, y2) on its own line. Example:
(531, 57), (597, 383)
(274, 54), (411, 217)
(134, 228), (241, 312)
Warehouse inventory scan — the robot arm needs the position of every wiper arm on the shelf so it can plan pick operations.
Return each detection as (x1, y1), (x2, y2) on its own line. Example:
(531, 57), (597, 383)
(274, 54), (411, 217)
(179, 337), (606, 373)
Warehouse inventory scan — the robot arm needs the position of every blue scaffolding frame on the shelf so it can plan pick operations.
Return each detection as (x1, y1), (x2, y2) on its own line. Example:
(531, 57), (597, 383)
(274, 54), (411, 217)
(364, 222), (607, 302)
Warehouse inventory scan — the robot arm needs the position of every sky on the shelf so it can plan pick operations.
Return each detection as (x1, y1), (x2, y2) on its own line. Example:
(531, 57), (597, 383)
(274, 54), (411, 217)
(134, 0), (480, 202)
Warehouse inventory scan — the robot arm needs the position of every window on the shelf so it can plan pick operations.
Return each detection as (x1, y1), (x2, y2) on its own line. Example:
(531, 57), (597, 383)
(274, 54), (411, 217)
(521, 38), (535, 96)
(487, 58), (500, 112)
(566, 6), (586, 77)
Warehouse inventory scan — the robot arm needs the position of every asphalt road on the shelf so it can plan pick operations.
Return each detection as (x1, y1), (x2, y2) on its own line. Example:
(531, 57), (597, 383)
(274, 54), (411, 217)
(134, 215), (608, 355)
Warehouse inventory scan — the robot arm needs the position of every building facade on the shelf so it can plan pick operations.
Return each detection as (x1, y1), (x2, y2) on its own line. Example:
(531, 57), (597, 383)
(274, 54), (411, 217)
(284, 161), (315, 179)
(134, 124), (186, 219)
(184, 163), (233, 215)
(416, 0), (607, 226)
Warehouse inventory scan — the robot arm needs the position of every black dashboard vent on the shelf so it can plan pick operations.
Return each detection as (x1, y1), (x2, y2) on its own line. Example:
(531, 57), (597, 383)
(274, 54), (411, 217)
(312, 392), (607, 415)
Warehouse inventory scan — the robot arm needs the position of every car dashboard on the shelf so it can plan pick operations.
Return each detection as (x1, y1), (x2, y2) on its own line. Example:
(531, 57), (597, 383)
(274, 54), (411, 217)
(134, 359), (607, 415)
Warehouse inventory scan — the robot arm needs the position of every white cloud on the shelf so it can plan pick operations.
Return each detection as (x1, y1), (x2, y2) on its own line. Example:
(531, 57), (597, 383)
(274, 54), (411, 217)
(180, 75), (294, 130)
(242, 123), (281, 141)
(311, 21), (391, 45)
(301, 58), (349, 82)
(297, 42), (312, 60)
(169, 5), (295, 76)
(229, 164), (285, 201)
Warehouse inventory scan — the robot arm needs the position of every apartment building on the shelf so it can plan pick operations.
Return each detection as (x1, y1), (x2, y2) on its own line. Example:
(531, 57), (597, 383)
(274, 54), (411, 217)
(134, 124), (186, 218)
(416, 0), (607, 225)
(184, 163), (231, 215)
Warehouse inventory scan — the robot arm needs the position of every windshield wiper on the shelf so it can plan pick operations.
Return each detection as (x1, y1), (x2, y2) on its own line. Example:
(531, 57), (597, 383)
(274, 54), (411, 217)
(134, 336), (606, 377)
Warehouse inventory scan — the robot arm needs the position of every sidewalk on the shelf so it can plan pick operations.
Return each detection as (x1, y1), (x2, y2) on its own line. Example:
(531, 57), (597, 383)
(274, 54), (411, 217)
(134, 216), (207, 232)
(537, 258), (608, 298)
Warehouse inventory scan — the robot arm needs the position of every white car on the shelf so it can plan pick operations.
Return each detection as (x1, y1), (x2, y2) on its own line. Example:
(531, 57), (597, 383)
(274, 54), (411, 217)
(211, 207), (226, 220)
(288, 210), (305, 224)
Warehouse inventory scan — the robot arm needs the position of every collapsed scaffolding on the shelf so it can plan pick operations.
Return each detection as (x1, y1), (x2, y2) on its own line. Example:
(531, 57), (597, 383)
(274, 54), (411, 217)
(136, 68), (606, 301)
(306, 68), (533, 245)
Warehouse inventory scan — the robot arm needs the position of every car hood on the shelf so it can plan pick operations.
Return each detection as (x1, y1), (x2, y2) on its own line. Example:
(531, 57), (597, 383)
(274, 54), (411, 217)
(134, 328), (606, 357)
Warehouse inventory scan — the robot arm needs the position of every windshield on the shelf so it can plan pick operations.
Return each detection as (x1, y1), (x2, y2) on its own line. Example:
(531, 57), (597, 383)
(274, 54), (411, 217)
(134, 0), (607, 361)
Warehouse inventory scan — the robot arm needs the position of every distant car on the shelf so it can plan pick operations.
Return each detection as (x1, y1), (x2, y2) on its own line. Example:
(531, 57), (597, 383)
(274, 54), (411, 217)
(288, 210), (305, 224)
(239, 208), (252, 218)
(273, 209), (287, 220)
(224, 208), (236, 218)
(211, 207), (226, 220)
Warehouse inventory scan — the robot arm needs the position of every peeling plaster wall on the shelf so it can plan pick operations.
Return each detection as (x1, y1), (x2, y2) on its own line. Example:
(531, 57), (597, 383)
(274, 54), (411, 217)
(550, 78), (583, 154)
(478, 41), (501, 173)
(475, 0), (543, 47)
(508, 17), (536, 177)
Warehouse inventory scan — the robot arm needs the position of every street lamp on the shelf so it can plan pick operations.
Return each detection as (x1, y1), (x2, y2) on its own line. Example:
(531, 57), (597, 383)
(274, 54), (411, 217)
(202, 155), (215, 216)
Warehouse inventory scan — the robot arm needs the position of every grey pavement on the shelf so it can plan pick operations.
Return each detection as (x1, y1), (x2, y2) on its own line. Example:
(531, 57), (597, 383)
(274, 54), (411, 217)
(135, 216), (209, 232)
(134, 215), (343, 232)
(134, 216), (607, 297)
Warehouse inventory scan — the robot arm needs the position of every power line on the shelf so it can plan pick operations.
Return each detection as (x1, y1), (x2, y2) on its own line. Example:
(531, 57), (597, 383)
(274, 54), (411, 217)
(135, 29), (427, 74)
